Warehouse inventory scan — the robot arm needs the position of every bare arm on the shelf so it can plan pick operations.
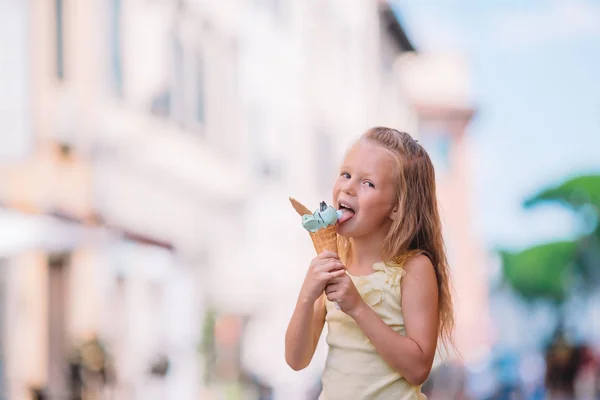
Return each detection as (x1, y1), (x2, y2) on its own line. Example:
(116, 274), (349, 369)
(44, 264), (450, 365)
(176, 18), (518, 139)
(285, 293), (327, 370)
(285, 251), (345, 371)
(347, 255), (439, 385)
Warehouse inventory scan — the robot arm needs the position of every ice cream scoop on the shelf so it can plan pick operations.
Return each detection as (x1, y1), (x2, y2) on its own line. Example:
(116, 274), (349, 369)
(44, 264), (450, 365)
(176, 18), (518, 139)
(301, 201), (343, 232)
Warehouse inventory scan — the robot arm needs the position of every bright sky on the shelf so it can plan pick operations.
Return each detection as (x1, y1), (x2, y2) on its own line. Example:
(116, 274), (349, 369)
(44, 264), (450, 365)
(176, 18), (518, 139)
(395, 0), (600, 250)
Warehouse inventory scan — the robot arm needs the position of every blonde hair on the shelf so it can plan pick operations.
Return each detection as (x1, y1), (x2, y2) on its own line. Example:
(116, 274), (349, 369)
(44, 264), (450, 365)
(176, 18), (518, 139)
(338, 127), (455, 349)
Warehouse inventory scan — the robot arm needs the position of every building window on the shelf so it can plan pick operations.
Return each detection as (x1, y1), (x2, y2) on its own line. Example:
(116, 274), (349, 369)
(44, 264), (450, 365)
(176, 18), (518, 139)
(55, 0), (64, 80)
(253, 0), (284, 24)
(248, 107), (282, 180)
(165, 31), (206, 131)
(255, 0), (278, 13)
(109, 0), (123, 96)
(0, 0), (33, 162)
(195, 53), (205, 124)
(421, 130), (452, 173)
(150, 89), (171, 118)
(171, 34), (185, 124)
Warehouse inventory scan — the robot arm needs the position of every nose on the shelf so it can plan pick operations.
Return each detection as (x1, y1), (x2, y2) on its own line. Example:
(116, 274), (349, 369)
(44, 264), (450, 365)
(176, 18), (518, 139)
(341, 177), (357, 196)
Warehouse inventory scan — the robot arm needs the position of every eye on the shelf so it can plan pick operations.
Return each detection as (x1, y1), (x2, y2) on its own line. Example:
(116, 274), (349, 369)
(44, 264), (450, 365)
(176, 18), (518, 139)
(363, 181), (375, 188)
(340, 172), (351, 179)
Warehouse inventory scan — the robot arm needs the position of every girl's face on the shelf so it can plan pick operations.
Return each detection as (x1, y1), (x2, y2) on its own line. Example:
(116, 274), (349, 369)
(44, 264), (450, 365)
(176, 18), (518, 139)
(333, 139), (398, 239)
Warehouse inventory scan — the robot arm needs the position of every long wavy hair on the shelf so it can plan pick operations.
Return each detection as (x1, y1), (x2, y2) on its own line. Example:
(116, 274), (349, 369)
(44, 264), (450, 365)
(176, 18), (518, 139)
(338, 126), (455, 349)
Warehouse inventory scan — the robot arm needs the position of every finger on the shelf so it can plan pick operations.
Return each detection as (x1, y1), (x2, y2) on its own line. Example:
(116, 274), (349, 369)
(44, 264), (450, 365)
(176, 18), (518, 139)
(311, 259), (341, 274)
(317, 250), (339, 260)
(327, 272), (347, 283)
(324, 269), (346, 281)
(326, 292), (338, 303)
(325, 283), (339, 295)
(321, 260), (345, 272)
(319, 269), (344, 282)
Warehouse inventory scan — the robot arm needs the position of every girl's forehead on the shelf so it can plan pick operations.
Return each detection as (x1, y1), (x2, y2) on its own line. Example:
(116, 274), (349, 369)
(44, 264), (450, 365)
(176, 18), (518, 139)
(343, 141), (396, 167)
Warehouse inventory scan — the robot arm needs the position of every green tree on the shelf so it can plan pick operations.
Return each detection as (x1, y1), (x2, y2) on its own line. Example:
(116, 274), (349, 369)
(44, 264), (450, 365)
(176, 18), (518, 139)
(499, 174), (600, 305)
(498, 174), (600, 394)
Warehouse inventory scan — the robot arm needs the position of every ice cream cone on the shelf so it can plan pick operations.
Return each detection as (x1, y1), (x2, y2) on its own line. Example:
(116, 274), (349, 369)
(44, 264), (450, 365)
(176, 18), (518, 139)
(289, 197), (338, 254)
(309, 224), (338, 254)
(289, 197), (312, 216)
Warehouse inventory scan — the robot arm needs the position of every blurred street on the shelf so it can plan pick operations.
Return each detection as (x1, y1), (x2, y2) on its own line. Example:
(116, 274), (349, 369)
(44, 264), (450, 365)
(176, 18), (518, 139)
(0, 0), (599, 399)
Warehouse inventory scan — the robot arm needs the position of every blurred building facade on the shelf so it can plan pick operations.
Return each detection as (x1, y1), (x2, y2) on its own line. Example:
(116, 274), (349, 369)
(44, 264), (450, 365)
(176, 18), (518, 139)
(398, 53), (493, 365)
(0, 0), (246, 399)
(0, 1), (489, 399)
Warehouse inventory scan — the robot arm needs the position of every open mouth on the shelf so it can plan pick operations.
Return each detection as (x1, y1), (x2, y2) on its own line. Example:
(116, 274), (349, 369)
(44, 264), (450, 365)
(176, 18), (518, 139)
(338, 202), (356, 224)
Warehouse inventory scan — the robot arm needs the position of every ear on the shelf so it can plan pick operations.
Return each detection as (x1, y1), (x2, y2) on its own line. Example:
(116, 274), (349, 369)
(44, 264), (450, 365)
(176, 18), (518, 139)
(389, 205), (400, 221)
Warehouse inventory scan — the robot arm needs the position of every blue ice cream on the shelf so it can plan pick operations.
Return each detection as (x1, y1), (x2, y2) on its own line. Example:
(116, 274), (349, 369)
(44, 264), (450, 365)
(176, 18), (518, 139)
(301, 201), (343, 232)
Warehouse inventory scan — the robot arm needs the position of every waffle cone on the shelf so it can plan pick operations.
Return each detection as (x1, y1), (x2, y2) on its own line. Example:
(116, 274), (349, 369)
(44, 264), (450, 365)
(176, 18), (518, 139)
(289, 197), (338, 254)
(289, 197), (312, 216)
(309, 224), (338, 254)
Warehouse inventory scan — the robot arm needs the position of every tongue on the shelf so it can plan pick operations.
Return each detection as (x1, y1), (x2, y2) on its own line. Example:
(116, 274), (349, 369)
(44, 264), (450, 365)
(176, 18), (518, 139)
(337, 209), (355, 224)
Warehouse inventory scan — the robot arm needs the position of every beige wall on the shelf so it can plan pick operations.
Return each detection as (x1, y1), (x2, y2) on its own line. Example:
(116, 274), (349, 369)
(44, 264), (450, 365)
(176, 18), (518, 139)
(0, 1), (234, 398)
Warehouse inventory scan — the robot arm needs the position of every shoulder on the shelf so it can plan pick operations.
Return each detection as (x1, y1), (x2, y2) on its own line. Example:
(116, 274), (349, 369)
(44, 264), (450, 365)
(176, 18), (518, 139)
(401, 253), (438, 291)
(403, 252), (434, 273)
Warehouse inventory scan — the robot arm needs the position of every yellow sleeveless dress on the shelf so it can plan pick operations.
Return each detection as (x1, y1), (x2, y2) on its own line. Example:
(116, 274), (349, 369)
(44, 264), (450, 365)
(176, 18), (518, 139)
(319, 261), (426, 400)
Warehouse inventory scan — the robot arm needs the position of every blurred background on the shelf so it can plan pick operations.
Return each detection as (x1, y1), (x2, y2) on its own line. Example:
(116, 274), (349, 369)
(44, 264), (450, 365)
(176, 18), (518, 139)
(0, 0), (599, 399)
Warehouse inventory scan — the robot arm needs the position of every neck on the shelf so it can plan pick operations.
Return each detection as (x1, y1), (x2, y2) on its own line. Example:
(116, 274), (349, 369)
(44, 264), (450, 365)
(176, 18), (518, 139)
(348, 230), (387, 271)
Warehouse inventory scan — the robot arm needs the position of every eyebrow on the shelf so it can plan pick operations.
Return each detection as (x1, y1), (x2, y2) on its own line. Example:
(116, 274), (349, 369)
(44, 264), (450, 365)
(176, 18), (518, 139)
(362, 174), (376, 182)
(340, 166), (376, 181)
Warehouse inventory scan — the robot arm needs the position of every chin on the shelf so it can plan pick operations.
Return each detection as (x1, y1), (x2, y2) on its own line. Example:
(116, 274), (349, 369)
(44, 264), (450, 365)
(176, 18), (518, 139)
(337, 226), (351, 237)
(338, 220), (388, 240)
(337, 222), (360, 238)
(337, 230), (352, 238)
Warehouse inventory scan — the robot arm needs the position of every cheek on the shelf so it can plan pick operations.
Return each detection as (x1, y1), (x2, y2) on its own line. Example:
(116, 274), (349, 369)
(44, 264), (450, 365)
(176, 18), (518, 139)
(361, 192), (394, 217)
(332, 178), (343, 195)
(332, 182), (339, 198)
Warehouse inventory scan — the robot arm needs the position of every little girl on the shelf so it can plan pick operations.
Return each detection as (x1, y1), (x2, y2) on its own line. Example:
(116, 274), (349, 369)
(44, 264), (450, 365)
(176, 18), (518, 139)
(285, 127), (454, 399)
